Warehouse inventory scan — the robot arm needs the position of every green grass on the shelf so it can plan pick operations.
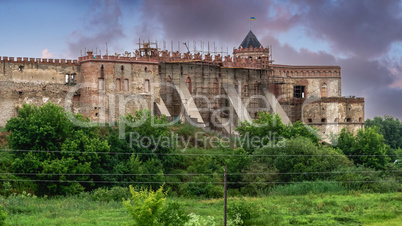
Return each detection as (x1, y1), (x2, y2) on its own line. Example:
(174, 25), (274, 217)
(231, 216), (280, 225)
(1, 192), (401, 225)
(0, 127), (6, 132)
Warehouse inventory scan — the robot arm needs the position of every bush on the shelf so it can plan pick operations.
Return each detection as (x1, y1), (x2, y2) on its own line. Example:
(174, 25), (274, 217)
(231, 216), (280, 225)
(0, 204), (6, 226)
(336, 127), (391, 170)
(158, 202), (189, 226)
(90, 186), (131, 202)
(227, 201), (257, 225)
(268, 181), (348, 196)
(123, 185), (166, 225)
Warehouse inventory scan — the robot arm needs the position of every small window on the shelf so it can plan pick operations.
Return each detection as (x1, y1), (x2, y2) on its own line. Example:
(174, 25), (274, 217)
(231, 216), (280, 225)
(345, 118), (351, 122)
(145, 67), (147, 72)
(180, 66), (183, 76)
(334, 118), (338, 123)
(65, 74), (69, 83)
(70, 74), (75, 84)
(121, 65), (124, 71)
(95, 113), (98, 116)
(321, 118), (326, 123)
(101, 65), (104, 70)
(308, 118), (312, 123)
(359, 117), (362, 122)
(19, 66), (24, 72)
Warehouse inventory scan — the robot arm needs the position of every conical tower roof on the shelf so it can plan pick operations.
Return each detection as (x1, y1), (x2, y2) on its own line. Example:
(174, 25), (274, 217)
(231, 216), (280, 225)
(240, 30), (262, 49)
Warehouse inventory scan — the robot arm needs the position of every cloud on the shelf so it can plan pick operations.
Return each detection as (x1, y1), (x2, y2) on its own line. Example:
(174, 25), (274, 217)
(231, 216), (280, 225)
(293, 0), (402, 58)
(66, 0), (126, 57)
(41, 49), (54, 58)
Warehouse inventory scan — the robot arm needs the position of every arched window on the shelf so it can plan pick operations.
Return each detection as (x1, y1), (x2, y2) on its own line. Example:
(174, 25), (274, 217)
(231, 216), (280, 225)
(213, 78), (219, 95)
(145, 67), (147, 72)
(334, 118), (338, 123)
(321, 83), (328, 97)
(186, 77), (192, 94)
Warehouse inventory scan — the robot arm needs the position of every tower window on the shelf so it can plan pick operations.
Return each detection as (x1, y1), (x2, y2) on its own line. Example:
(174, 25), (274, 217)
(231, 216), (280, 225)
(121, 65), (124, 71)
(19, 66), (24, 72)
(145, 67), (147, 72)
(321, 118), (326, 123)
(308, 118), (312, 123)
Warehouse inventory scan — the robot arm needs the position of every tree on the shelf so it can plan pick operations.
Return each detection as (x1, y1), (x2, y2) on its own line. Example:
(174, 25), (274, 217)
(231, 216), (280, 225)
(366, 116), (402, 149)
(236, 112), (320, 153)
(336, 127), (391, 170)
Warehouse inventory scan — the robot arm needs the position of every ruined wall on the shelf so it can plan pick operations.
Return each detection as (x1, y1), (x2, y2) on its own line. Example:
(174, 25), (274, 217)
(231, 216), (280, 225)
(78, 53), (159, 123)
(0, 57), (79, 127)
(302, 97), (365, 135)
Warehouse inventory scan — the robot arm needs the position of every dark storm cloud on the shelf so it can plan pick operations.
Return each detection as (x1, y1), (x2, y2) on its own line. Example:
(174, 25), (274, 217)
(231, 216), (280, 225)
(67, 0), (125, 57)
(139, 0), (279, 44)
(295, 0), (402, 58)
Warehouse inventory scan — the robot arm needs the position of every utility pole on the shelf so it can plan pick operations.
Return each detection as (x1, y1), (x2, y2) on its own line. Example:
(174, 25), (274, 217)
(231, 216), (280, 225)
(224, 165), (228, 226)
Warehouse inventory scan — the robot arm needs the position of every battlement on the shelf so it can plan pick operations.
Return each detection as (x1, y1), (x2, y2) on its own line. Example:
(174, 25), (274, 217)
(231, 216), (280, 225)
(233, 46), (269, 53)
(0, 56), (78, 65)
(78, 50), (271, 69)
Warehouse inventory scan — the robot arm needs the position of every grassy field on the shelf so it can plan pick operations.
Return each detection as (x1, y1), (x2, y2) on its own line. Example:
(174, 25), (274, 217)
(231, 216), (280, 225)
(1, 192), (401, 225)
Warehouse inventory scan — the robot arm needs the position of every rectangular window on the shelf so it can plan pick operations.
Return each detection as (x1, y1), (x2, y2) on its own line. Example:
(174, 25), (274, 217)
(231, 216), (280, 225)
(116, 79), (121, 91)
(294, 85), (305, 98)
(124, 79), (129, 91)
(98, 78), (104, 90)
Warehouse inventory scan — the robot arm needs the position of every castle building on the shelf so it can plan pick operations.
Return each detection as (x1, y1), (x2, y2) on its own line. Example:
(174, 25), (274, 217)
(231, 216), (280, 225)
(0, 30), (364, 137)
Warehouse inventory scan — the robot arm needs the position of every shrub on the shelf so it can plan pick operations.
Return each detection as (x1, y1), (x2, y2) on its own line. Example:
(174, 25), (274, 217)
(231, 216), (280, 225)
(336, 127), (391, 170)
(90, 186), (131, 202)
(185, 213), (216, 226)
(227, 201), (257, 225)
(158, 202), (189, 226)
(0, 205), (6, 226)
(123, 185), (166, 225)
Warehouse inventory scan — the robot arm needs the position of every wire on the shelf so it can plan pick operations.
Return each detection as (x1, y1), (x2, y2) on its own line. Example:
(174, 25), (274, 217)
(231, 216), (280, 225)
(0, 170), (400, 177)
(0, 178), (398, 184)
(0, 149), (397, 157)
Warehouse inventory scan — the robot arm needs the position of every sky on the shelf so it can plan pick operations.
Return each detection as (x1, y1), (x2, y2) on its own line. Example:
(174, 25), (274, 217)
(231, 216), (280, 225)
(1, 0), (402, 119)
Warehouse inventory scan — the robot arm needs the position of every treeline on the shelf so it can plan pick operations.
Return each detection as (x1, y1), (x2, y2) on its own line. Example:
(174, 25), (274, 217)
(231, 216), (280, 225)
(0, 103), (400, 197)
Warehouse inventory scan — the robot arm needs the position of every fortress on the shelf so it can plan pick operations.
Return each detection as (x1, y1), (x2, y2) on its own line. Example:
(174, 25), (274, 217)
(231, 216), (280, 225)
(0, 30), (364, 137)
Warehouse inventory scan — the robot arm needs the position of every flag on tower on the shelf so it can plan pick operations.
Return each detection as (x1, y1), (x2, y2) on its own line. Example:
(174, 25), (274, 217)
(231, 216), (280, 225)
(250, 17), (256, 21)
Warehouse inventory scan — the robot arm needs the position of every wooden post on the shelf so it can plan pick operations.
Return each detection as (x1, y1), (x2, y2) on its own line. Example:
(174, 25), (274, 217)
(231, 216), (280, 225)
(224, 165), (228, 226)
